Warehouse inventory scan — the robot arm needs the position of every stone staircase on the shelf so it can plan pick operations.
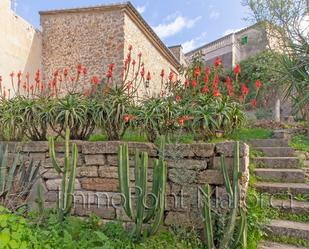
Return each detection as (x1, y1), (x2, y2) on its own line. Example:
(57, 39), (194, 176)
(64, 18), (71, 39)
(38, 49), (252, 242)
(248, 135), (309, 249)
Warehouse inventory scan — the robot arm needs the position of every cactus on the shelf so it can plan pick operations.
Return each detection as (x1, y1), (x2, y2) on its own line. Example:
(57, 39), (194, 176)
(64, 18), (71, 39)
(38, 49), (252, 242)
(202, 141), (247, 249)
(48, 127), (78, 221)
(118, 139), (167, 240)
(0, 143), (40, 212)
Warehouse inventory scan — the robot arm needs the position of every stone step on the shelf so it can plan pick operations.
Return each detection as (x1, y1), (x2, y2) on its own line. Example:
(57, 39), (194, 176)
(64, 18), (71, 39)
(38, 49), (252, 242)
(255, 147), (295, 157)
(271, 199), (309, 215)
(267, 219), (309, 240)
(248, 139), (289, 148)
(253, 157), (300, 169)
(259, 241), (307, 249)
(255, 168), (306, 183)
(255, 182), (309, 195)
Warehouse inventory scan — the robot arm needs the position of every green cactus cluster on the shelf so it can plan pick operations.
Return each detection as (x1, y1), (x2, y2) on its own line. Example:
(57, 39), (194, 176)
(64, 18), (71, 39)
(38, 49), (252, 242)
(48, 127), (78, 222)
(0, 143), (40, 212)
(118, 140), (167, 240)
(202, 141), (247, 249)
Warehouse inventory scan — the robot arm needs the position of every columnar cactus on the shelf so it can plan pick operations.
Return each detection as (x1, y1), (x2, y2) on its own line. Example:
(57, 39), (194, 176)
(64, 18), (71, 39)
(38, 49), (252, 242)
(202, 141), (247, 249)
(118, 140), (167, 240)
(48, 127), (78, 221)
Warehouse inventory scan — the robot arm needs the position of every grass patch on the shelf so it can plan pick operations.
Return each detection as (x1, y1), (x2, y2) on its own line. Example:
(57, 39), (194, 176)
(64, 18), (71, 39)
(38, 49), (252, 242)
(290, 135), (309, 152)
(265, 234), (309, 248)
(228, 128), (273, 141)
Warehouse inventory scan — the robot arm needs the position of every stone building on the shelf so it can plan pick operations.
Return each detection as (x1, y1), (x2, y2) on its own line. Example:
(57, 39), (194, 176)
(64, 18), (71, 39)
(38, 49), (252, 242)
(0, 0), (41, 90)
(185, 23), (271, 69)
(40, 2), (181, 96)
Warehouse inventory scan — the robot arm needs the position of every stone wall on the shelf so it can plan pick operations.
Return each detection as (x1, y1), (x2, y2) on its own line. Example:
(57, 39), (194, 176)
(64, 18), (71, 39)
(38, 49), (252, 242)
(40, 8), (125, 84)
(6, 140), (249, 227)
(123, 13), (179, 97)
(0, 0), (41, 91)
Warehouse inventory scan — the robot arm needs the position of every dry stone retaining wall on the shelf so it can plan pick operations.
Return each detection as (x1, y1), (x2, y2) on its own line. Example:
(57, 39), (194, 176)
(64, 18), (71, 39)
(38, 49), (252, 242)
(5, 140), (249, 228)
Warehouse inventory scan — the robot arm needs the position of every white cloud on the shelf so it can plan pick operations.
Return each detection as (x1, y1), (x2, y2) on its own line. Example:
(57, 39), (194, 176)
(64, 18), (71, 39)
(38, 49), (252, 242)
(223, 28), (244, 36)
(136, 5), (146, 14)
(182, 32), (207, 53)
(153, 15), (201, 39)
(209, 10), (220, 20)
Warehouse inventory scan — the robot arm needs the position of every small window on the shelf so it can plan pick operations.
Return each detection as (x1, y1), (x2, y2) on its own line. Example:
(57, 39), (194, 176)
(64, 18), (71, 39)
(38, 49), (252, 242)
(241, 36), (248, 45)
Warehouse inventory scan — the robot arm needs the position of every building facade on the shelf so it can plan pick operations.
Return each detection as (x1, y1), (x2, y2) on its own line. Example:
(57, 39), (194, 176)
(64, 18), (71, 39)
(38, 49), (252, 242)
(185, 23), (269, 69)
(0, 0), (41, 90)
(40, 2), (180, 96)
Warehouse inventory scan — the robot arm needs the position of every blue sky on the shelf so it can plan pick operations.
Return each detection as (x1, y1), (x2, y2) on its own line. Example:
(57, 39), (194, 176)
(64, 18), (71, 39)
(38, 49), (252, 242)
(15, 0), (253, 53)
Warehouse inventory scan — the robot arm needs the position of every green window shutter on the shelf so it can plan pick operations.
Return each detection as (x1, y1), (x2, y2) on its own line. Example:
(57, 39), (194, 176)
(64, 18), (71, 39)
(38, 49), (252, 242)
(241, 36), (248, 45)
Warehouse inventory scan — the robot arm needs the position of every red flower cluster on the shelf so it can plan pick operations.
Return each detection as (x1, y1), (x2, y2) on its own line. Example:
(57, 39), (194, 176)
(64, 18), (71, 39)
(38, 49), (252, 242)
(226, 77), (234, 97)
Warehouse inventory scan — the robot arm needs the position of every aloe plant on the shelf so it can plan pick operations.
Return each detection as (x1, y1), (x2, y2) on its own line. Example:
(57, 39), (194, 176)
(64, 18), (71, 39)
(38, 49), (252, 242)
(118, 139), (167, 240)
(202, 141), (247, 249)
(0, 144), (40, 212)
(48, 127), (78, 221)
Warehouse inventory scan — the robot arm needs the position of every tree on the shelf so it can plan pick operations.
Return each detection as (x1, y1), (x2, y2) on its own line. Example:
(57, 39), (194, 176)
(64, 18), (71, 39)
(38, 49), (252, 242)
(243, 0), (309, 121)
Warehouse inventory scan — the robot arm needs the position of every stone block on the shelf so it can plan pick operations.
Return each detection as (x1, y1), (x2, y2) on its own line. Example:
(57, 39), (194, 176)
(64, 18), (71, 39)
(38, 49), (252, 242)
(168, 168), (197, 184)
(22, 141), (48, 152)
(197, 169), (224, 185)
(85, 154), (106, 166)
(77, 166), (98, 177)
(73, 204), (116, 219)
(165, 143), (215, 158)
(80, 178), (119, 192)
(45, 179), (81, 191)
(215, 142), (249, 157)
(166, 159), (208, 170)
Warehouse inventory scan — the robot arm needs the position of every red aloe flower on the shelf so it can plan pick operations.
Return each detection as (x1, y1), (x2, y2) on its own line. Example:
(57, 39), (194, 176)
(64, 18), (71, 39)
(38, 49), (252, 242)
(204, 75), (209, 84)
(128, 45), (133, 51)
(214, 57), (222, 67)
(123, 114), (134, 123)
(83, 67), (87, 76)
(140, 67), (145, 77)
(109, 63), (115, 71)
(234, 64), (241, 75)
(255, 79), (262, 88)
(168, 71), (174, 81)
(77, 64), (82, 75)
(213, 88), (221, 97)
(251, 99), (257, 107)
(138, 52), (142, 58)
(191, 80), (197, 88)
(91, 75), (100, 85)
(160, 69), (165, 78)
(185, 79), (189, 88)
(64, 68), (69, 77)
(205, 66), (211, 76)
(71, 76), (75, 83)
(146, 71), (151, 81)
(241, 83), (249, 96)
(178, 118), (185, 126)
(202, 85), (209, 93)
(212, 75), (219, 89)
(106, 70), (113, 79)
(10, 72), (14, 78)
(194, 65), (201, 78)
(176, 95), (181, 102)
(132, 59), (136, 66)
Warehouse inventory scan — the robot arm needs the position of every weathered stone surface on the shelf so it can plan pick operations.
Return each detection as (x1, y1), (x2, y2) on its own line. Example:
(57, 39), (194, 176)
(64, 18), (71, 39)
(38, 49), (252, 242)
(116, 207), (131, 222)
(212, 156), (249, 171)
(197, 170), (224, 185)
(168, 168), (197, 184)
(80, 178), (119, 192)
(74, 204), (116, 219)
(165, 143), (215, 158)
(45, 191), (59, 202)
(98, 166), (119, 179)
(45, 179), (81, 191)
(82, 141), (157, 156)
(164, 211), (203, 228)
(23, 141), (48, 152)
(166, 159), (208, 170)
(73, 191), (122, 206)
(42, 168), (61, 179)
(215, 142), (249, 157)
(77, 166), (98, 177)
(85, 155), (106, 166)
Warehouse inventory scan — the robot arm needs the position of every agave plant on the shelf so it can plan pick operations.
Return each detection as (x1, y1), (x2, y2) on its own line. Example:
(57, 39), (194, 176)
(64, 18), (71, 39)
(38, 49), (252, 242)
(202, 142), (247, 249)
(0, 143), (40, 212)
